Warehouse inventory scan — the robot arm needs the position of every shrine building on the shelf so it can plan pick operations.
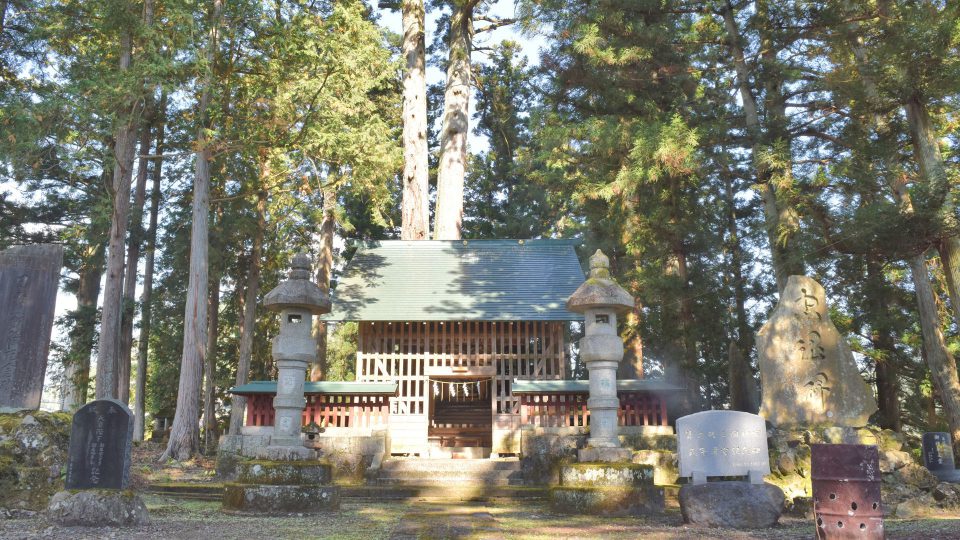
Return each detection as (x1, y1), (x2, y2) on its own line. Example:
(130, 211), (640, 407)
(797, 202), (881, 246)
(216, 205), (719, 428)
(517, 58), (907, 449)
(232, 239), (676, 458)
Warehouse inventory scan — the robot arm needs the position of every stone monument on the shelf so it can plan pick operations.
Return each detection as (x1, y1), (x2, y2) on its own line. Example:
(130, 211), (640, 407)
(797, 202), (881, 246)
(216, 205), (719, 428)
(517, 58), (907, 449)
(756, 275), (877, 427)
(566, 249), (634, 462)
(677, 410), (770, 485)
(0, 244), (63, 410)
(676, 410), (785, 528)
(47, 399), (149, 526)
(222, 253), (340, 514)
(65, 399), (134, 489)
(922, 432), (960, 482)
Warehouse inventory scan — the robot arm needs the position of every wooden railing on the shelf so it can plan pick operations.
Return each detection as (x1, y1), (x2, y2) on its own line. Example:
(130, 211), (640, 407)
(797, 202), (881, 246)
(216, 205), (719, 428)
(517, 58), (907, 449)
(519, 392), (668, 428)
(244, 393), (390, 428)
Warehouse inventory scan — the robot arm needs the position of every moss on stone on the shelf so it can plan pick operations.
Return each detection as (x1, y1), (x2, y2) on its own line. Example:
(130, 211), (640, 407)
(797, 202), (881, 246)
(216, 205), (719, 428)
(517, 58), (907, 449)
(549, 485), (663, 516)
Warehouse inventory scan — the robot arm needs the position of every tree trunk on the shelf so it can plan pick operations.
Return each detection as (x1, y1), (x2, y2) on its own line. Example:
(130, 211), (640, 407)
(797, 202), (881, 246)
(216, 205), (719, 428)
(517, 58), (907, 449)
(903, 96), (960, 327)
(117, 112), (153, 403)
(96, 24), (140, 400)
(162, 0), (222, 462)
(727, 340), (756, 412)
(848, 31), (951, 435)
(434, 0), (476, 241)
(617, 308), (643, 379)
(134, 94), (166, 441)
(721, 0), (802, 294)
(228, 188), (266, 435)
(311, 183), (336, 382)
(203, 273), (220, 454)
(909, 254), (960, 445)
(400, 0), (430, 240)
(60, 224), (107, 409)
(865, 258), (902, 431)
(720, 160), (757, 411)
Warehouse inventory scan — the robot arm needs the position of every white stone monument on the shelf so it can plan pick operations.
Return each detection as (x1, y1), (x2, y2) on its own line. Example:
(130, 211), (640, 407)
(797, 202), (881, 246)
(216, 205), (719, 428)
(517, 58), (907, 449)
(567, 250), (634, 462)
(676, 410), (770, 485)
(260, 253), (331, 460)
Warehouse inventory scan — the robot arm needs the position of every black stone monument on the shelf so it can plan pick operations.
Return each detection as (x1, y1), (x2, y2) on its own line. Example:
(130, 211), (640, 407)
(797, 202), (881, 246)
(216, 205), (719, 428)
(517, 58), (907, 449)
(66, 399), (134, 490)
(0, 244), (63, 409)
(922, 432), (960, 483)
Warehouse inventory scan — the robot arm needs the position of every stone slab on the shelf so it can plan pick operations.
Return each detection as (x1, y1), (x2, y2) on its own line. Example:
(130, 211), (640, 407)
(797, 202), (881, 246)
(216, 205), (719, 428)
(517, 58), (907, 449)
(47, 489), (149, 527)
(679, 482), (784, 528)
(676, 410), (769, 482)
(222, 483), (340, 514)
(65, 399), (133, 490)
(0, 244), (63, 409)
(757, 276), (877, 427)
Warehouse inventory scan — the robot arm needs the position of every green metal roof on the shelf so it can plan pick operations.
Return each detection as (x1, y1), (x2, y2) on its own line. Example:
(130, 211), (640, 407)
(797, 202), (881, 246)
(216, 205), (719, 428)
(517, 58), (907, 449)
(326, 239), (586, 321)
(510, 379), (683, 394)
(230, 381), (398, 396)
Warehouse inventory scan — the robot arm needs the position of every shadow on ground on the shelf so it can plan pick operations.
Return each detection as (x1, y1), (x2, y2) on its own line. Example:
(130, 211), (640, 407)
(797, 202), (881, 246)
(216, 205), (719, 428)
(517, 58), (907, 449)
(2, 496), (959, 540)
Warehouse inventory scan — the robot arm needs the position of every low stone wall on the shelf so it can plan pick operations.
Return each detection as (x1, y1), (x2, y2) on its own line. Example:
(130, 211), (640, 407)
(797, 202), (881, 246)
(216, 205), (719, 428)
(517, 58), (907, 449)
(0, 411), (72, 511)
(217, 427), (388, 484)
(520, 426), (677, 486)
(765, 425), (960, 518)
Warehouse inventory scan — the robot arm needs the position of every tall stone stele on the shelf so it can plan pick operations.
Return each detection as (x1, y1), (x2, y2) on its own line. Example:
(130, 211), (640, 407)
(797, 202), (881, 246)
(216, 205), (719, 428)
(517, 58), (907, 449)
(261, 253), (331, 460)
(567, 250), (634, 460)
(757, 275), (877, 427)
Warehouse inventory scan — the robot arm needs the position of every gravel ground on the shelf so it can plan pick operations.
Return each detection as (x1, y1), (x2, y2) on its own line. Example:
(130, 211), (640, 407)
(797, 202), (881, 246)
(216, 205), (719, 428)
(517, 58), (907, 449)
(2, 496), (960, 540)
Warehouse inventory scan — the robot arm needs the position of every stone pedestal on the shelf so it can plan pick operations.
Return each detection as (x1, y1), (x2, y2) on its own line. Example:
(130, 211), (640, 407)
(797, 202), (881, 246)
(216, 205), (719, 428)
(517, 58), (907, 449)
(222, 460), (340, 514)
(578, 447), (632, 463)
(679, 482), (785, 528)
(47, 489), (150, 527)
(549, 462), (663, 516)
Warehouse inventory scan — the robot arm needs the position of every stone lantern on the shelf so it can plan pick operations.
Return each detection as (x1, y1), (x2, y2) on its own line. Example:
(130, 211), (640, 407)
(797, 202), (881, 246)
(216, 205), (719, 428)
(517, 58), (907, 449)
(261, 253), (331, 460)
(567, 250), (634, 460)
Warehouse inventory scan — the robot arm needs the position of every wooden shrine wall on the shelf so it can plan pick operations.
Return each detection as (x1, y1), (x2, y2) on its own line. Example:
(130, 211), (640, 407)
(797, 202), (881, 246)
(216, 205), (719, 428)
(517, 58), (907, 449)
(356, 321), (567, 453)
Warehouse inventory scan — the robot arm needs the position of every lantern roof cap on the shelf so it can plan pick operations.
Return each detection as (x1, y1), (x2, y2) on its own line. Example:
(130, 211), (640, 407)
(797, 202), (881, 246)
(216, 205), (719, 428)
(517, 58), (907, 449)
(566, 250), (634, 314)
(263, 253), (331, 314)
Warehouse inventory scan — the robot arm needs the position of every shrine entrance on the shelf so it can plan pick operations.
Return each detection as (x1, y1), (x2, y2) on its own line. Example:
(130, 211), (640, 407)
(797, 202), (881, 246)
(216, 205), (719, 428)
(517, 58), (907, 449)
(428, 377), (492, 457)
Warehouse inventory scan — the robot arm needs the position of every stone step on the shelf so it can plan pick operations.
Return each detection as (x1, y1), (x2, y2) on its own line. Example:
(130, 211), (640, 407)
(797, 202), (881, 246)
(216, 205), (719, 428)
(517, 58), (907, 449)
(381, 458), (521, 473)
(345, 485), (547, 502)
(377, 457), (525, 486)
(376, 472), (525, 486)
(146, 483), (222, 501)
(145, 482), (544, 503)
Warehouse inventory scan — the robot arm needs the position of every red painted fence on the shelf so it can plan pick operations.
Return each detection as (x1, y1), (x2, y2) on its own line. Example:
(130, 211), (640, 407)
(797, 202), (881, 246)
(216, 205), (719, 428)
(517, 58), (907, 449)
(246, 391), (667, 429)
(519, 392), (668, 428)
(245, 393), (390, 428)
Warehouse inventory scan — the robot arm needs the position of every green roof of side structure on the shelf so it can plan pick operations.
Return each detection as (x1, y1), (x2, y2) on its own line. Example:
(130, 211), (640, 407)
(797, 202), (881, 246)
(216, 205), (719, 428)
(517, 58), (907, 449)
(326, 239), (586, 321)
(511, 379), (684, 394)
(230, 381), (398, 396)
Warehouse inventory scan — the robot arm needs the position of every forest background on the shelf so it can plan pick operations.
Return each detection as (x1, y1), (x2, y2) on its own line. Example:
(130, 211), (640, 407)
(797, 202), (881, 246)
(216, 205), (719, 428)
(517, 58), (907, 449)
(1, 0), (959, 460)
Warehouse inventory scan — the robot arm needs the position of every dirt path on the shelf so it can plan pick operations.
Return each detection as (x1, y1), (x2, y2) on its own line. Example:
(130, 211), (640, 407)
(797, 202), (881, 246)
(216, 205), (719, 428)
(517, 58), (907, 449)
(2, 496), (959, 539)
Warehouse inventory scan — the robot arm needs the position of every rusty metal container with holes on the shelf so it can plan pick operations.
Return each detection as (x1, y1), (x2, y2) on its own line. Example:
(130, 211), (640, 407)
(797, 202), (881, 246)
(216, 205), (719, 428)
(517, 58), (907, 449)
(811, 444), (884, 539)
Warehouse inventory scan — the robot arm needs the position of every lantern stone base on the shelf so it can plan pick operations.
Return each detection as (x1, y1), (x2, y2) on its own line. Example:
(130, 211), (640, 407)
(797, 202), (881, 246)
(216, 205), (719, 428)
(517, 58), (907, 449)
(235, 460), (333, 485)
(222, 459), (339, 514)
(679, 482), (785, 528)
(549, 462), (663, 516)
(578, 447), (632, 463)
(550, 486), (663, 516)
(222, 483), (340, 514)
